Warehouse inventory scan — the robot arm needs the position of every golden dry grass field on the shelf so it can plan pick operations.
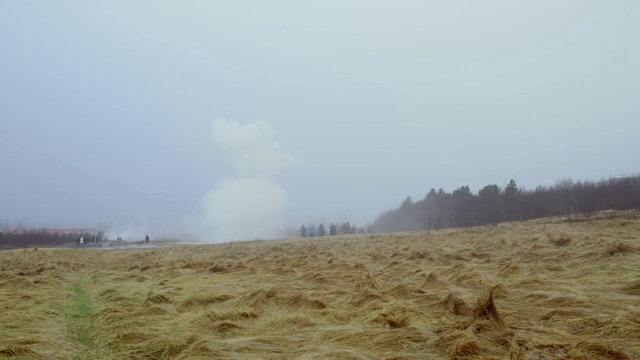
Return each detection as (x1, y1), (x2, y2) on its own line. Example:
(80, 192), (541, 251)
(1, 210), (640, 360)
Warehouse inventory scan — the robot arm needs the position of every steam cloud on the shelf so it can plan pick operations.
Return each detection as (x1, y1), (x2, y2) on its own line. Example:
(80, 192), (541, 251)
(202, 118), (297, 242)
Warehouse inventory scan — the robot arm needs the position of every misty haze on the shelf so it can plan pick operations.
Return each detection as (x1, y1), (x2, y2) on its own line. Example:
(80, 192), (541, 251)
(2, 1), (638, 242)
(1, 2), (640, 359)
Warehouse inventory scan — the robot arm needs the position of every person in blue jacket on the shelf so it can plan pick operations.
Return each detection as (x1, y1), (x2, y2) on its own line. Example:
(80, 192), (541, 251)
(308, 224), (315, 237)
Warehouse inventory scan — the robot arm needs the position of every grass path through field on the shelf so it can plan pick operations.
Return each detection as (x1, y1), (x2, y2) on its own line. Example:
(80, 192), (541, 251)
(64, 275), (107, 360)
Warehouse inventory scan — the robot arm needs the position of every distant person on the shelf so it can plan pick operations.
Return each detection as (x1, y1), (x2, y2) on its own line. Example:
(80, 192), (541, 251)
(301, 225), (307, 237)
(75, 236), (80, 247)
(330, 223), (337, 236)
(80, 236), (84, 245)
(318, 224), (325, 237)
(145, 234), (149, 243)
(309, 225), (315, 237)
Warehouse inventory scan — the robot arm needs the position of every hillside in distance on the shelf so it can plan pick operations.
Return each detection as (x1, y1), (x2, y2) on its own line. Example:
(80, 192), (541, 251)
(1, 210), (639, 359)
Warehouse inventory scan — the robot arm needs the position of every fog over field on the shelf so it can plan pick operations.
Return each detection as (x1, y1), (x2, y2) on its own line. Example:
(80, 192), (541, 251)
(1, 2), (639, 242)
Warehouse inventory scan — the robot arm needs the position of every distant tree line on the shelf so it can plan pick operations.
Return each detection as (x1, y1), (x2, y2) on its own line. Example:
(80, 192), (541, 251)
(371, 175), (640, 233)
(1, 229), (74, 248)
(0, 220), (107, 248)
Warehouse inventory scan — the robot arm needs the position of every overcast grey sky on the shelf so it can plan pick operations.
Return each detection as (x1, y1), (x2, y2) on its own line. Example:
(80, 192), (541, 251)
(1, 1), (638, 240)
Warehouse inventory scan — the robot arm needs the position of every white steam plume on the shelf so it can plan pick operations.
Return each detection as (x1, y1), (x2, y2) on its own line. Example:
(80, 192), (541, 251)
(202, 118), (297, 243)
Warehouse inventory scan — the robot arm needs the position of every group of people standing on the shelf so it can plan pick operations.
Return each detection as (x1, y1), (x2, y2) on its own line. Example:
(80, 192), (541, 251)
(75, 235), (99, 246)
(300, 224), (321, 237)
(300, 222), (370, 237)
